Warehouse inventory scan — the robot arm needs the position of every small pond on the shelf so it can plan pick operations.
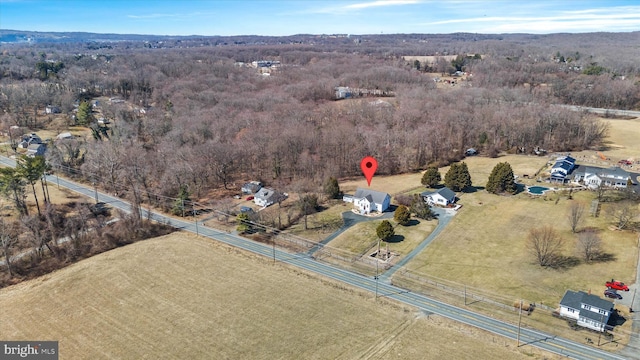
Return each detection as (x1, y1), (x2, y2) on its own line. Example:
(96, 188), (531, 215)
(527, 186), (550, 195)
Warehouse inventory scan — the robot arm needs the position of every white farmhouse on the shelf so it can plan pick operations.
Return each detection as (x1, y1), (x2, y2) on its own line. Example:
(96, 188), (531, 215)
(559, 290), (613, 332)
(421, 187), (456, 207)
(343, 188), (391, 215)
(254, 187), (287, 208)
(573, 166), (631, 189)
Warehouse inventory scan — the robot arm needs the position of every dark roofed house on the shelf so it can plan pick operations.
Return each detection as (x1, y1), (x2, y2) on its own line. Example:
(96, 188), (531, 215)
(558, 290), (613, 332)
(421, 187), (456, 207)
(26, 143), (46, 157)
(550, 155), (576, 182)
(18, 133), (42, 149)
(241, 181), (263, 194)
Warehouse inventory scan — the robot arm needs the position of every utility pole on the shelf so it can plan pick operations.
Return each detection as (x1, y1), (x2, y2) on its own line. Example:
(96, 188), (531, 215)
(598, 313), (604, 346)
(517, 300), (523, 347)
(464, 285), (467, 306)
(375, 256), (379, 300)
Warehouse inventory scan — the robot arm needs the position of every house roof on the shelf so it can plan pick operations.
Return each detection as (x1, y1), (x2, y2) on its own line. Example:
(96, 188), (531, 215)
(353, 188), (390, 205)
(421, 187), (456, 201)
(573, 165), (630, 180)
(255, 187), (280, 201)
(27, 143), (45, 149)
(557, 155), (576, 164)
(559, 290), (583, 310)
(552, 161), (573, 172)
(560, 290), (613, 313)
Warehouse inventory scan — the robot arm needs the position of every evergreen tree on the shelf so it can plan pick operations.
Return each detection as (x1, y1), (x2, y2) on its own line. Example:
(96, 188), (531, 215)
(76, 101), (93, 125)
(444, 162), (472, 192)
(394, 205), (411, 225)
(171, 185), (191, 216)
(376, 220), (395, 241)
(323, 177), (342, 199)
(236, 213), (251, 233)
(410, 194), (435, 220)
(486, 162), (517, 194)
(421, 167), (441, 188)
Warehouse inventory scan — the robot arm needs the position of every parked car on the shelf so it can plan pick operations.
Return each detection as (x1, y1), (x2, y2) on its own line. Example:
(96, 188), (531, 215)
(604, 289), (623, 299)
(246, 195), (254, 201)
(606, 280), (629, 291)
(240, 206), (253, 213)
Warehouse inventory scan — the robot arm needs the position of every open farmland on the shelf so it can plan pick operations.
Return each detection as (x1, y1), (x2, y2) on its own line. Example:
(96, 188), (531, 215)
(395, 116), (640, 347)
(0, 233), (554, 360)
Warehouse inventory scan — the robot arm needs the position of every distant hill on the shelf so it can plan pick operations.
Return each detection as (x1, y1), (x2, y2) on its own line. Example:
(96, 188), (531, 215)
(0, 29), (204, 43)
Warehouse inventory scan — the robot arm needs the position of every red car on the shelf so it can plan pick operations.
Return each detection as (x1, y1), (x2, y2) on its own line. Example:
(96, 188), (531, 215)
(606, 280), (629, 291)
(246, 196), (254, 201)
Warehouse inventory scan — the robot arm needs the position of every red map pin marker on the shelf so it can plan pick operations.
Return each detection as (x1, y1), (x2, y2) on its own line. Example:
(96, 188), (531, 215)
(360, 156), (378, 186)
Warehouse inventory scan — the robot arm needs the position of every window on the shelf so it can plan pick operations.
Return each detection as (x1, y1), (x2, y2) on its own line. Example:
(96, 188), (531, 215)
(583, 304), (591, 311)
(567, 308), (575, 313)
(598, 309), (607, 315)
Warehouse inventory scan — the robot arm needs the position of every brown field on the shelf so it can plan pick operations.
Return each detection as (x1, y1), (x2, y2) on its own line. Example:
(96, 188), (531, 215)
(0, 233), (553, 359)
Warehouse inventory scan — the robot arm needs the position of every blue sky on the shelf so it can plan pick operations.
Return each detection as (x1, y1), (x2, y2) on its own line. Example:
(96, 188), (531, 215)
(1, 0), (639, 36)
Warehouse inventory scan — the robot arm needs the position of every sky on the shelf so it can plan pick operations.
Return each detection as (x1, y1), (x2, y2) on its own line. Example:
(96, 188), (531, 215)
(1, 0), (639, 36)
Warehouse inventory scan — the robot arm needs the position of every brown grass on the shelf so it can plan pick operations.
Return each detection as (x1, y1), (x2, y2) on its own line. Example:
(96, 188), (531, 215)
(0, 233), (553, 359)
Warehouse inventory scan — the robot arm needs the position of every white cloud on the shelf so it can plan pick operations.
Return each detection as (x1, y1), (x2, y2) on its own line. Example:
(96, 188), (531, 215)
(345, 0), (421, 10)
(421, 6), (640, 33)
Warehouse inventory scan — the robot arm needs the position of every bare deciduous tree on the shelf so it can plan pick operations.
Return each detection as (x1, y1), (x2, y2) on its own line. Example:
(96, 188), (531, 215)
(577, 230), (601, 262)
(567, 202), (585, 233)
(608, 201), (639, 230)
(0, 218), (18, 277)
(527, 226), (564, 267)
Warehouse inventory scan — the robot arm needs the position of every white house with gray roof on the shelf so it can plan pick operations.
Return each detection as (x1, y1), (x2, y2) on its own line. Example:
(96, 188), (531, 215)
(254, 187), (287, 208)
(343, 188), (391, 215)
(559, 290), (613, 332)
(421, 187), (456, 207)
(572, 166), (631, 189)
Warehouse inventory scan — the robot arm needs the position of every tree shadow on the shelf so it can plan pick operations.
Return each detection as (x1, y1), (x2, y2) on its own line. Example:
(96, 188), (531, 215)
(387, 204), (398, 213)
(386, 234), (405, 243)
(515, 183), (526, 194)
(405, 219), (420, 226)
(550, 255), (581, 270)
(463, 186), (484, 193)
(591, 252), (617, 263)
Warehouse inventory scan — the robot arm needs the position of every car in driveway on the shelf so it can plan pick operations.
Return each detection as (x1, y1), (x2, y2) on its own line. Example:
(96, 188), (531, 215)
(606, 280), (629, 291)
(246, 195), (254, 201)
(604, 289), (623, 299)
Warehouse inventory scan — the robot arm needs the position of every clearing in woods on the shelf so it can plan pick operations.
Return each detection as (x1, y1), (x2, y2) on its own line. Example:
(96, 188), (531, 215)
(0, 233), (553, 359)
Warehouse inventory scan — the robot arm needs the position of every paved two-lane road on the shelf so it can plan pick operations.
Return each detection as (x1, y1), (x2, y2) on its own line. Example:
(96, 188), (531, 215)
(0, 155), (630, 360)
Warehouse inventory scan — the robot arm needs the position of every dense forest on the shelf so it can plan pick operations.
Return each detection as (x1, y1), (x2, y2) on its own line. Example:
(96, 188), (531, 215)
(0, 31), (638, 209)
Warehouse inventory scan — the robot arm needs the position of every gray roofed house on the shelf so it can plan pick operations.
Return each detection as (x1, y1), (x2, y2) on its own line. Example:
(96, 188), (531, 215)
(241, 181), (263, 194)
(343, 188), (391, 215)
(558, 290), (613, 332)
(573, 165), (631, 189)
(18, 133), (42, 149)
(253, 187), (287, 208)
(26, 143), (46, 157)
(421, 187), (456, 207)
